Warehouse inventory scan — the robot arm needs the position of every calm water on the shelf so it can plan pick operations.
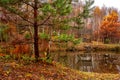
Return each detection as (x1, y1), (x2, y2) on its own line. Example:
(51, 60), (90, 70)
(51, 51), (120, 74)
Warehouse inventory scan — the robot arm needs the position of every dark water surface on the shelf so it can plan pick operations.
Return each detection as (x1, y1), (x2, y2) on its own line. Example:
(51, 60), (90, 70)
(51, 51), (120, 74)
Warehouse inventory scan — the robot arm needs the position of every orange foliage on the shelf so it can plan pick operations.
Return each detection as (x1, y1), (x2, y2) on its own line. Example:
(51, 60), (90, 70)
(0, 53), (6, 57)
(39, 39), (49, 52)
(39, 39), (50, 57)
(99, 10), (120, 42)
(11, 44), (30, 57)
(94, 6), (101, 16)
(8, 22), (17, 33)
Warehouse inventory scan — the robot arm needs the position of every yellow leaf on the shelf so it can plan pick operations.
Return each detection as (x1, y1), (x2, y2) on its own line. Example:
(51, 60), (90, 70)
(25, 73), (32, 77)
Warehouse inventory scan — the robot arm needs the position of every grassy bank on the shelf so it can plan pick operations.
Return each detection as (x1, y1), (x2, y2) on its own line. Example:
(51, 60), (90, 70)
(50, 41), (120, 52)
(75, 42), (120, 52)
(0, 57), (120, 80)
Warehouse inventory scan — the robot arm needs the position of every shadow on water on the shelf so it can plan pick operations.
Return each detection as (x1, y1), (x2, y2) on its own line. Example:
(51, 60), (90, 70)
(50, 51), (120, 74)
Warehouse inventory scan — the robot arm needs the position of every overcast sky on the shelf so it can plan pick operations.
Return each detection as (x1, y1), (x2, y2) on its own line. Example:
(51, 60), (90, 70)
(94, 0), (120, 10)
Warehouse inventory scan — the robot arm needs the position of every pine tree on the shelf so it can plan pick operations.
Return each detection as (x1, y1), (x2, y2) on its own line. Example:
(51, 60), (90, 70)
(0, 0), (72, 61)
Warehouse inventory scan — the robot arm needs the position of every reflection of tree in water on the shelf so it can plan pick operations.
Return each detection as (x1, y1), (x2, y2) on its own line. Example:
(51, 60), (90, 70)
(99, 53), (118, 73)
(58, 55), (68, 66)
(51, 52), (69, 66)
(51, 52), (120, 73)
(75, 52), (94, 72)
(58, 54), (77, 68)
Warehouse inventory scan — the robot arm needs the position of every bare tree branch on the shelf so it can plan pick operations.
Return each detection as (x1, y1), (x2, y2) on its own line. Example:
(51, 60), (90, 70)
(38, 15), (51, 26)
(18, 15), (34, 25)
(22, 1), (34, 8)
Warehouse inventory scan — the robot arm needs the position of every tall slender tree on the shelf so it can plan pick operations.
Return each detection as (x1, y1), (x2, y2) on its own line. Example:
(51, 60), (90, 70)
(74, 0), (94, 38)
(0, 0), (72, 61)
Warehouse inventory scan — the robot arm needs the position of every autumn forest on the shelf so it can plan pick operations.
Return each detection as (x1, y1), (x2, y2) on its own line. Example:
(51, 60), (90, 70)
(0, 0), (120, 80)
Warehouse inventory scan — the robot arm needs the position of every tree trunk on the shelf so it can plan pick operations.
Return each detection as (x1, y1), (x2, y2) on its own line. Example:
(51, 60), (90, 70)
(34, 0), (39, 61)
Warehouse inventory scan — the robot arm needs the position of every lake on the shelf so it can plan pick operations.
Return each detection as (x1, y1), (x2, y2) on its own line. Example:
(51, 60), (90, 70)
(51, 51), (120, 74)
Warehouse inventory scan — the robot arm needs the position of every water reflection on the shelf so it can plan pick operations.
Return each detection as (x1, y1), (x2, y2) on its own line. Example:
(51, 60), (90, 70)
(77, 52), (93, 72)
(51, 51), (120, 74)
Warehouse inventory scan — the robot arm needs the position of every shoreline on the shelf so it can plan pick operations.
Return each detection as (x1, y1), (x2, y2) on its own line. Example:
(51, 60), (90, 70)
(49, 42), (120, 52)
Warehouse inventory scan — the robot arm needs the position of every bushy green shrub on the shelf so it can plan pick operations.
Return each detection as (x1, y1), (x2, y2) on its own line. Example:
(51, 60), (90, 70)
(24, 33), (31, 40)
(72, 38), (82, 45)
(57, 33), (74, 42)
(39, 32), (50, 40)
(60, 25), (70, 30)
